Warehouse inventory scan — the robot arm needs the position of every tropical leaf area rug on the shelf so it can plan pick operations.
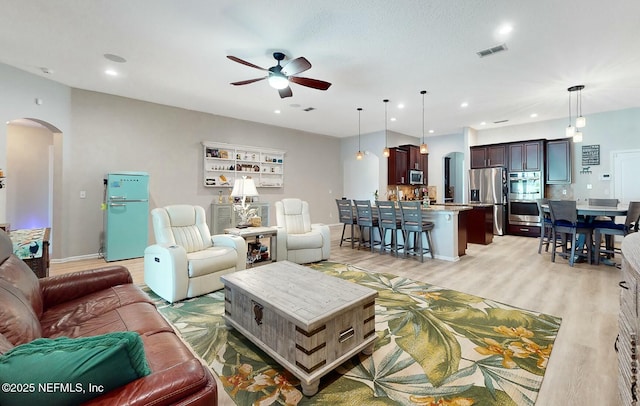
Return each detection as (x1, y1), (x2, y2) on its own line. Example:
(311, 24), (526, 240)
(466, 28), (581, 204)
(145, 262), (561, 406)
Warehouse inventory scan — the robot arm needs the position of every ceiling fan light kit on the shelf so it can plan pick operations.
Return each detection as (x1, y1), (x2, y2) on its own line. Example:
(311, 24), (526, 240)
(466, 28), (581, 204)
(227, 51), (331, 98)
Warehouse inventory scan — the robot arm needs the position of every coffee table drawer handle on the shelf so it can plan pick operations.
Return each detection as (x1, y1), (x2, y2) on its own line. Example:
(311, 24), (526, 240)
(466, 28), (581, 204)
(252, 300), (264, 325)
(339, 327), (354, 343)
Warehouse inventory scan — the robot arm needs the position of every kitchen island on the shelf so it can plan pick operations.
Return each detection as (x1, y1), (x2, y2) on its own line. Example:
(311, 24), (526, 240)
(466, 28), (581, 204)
(379, 203), (472, 262)
(422, 204), (471, 261)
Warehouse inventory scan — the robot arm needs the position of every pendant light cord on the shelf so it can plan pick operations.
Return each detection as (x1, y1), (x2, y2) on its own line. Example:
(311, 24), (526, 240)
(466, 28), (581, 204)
(358, 107), (362, 151)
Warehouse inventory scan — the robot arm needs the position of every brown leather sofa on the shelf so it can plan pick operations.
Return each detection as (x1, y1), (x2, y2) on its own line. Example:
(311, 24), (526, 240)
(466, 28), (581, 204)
(0, 230), (217, 405)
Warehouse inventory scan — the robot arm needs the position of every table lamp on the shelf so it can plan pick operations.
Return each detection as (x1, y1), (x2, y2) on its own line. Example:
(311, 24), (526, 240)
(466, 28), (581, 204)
(231, 176), (259, 228)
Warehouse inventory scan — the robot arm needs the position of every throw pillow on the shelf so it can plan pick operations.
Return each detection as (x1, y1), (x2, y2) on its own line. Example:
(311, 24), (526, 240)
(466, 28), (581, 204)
(0, 331), (151, 406)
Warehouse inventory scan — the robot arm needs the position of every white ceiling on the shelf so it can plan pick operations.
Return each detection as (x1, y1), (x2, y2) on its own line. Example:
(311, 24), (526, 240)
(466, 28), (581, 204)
(1, 0), (639, 138)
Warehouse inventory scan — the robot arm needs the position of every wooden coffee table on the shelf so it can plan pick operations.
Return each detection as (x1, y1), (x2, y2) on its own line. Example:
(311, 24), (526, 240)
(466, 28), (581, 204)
(221, 261), (377, 396)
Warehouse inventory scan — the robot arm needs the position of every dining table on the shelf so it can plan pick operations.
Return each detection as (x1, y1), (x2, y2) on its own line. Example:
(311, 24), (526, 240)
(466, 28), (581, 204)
(541, 202), (629, 265)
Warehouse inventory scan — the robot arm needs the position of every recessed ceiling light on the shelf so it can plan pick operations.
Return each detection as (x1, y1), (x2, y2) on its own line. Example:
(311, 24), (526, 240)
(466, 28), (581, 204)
(397, 103), (405, 109)
(530, 113), (538, 118)
(104, 69), (118, 76)
(390, 117), (397, 122)
(428, 130), (434, 134)
(498, 24), (513, 35)
(104, 54), (127, 63)
(274, 110), (281, 114)
(460, 102), (469, 108)
(480, 122), (487, 126)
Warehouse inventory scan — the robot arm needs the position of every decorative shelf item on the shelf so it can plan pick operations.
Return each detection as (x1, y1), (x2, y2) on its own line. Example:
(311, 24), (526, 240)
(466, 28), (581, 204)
(202, 142), (285, 188)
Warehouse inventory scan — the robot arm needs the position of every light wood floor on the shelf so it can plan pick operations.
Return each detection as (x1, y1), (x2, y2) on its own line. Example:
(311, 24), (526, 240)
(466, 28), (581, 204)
(50, 226), (622, 405)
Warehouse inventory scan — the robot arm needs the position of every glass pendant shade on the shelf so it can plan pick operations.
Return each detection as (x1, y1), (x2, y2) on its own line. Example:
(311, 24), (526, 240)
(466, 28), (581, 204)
(573, 131), (583, 143)
(420, 143), (428, 154)
(575, 116), (586, 128)
(566, 125), (575, 137)
(356, 150), (364, 160)
(383, 147), (390, 157)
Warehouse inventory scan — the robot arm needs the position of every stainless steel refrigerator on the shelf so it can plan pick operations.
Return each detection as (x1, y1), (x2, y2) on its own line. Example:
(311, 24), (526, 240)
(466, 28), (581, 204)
(103, 172), (149, 261)
(469, 167), (507, 235)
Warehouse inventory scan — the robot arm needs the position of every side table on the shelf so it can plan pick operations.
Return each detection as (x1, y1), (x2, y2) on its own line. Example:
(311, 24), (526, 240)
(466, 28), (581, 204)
(10, 227), (51, 278)
(224, 226), (277, 267)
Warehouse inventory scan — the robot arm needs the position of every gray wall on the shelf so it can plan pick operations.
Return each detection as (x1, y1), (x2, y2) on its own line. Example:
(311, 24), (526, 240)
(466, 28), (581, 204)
(0, 63), (341, 260)
(6, 124), (53, 230)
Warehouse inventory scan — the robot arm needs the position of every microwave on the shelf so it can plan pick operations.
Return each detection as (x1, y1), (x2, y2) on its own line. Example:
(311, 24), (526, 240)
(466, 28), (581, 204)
(409, 169), (424, 185)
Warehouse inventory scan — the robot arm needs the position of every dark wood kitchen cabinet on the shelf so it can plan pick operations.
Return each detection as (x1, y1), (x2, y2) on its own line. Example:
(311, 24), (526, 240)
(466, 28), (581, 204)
(466, 206), (494, 245)
(470, 144), (507, 168)
(387, 147), (408, 185)
(508, 140), (543, 172)
(399, 144), (429, 184)
(545, 138), (572, 184)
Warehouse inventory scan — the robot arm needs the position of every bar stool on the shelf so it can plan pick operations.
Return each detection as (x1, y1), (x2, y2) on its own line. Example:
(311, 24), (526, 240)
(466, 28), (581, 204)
(588, 198), (619, 260)
(399, 201), (434, 262)
(536, 198), (554, 254)
(353, 199), (381, 252)
(375, 200), (403, 256)
(548, 200), (594, 266)
(593, 201), (640, 264)
(335, 199), (357, 248)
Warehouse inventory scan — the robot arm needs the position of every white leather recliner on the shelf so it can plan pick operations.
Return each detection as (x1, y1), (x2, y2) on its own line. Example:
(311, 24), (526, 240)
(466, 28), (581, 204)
(144, 204), (247, 303)
(275, 198), (330, 264)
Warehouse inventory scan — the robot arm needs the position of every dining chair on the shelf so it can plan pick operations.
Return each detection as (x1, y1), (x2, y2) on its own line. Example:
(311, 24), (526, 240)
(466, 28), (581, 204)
(588, 198), (620, 259)
(399, 201), (434, 262)
(548, 200), (594, 266)
(593, 201), (640, 264)
(536, 198), (554, 254)
(375, 200), (404, 256)
(335, 199), (358, 248)
(353, 200), (381, 252)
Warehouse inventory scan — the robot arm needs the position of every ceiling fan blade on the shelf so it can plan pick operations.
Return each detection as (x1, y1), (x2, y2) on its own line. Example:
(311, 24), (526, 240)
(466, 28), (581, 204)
(230, 77), (267, 86)
(281, 57), (311, 76)
(227, 55), (268, 71)
(278, 86), (293, 98)
(289, 76), (332, 90)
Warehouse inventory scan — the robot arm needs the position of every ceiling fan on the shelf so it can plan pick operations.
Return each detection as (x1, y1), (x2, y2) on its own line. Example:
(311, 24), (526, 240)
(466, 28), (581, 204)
(227, 52), (332, 98)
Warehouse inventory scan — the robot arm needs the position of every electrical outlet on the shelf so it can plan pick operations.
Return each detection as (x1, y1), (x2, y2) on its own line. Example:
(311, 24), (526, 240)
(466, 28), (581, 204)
(80, 191), (86, 199)
(587, 184), (593, 190)
(562, 189), (567, 195)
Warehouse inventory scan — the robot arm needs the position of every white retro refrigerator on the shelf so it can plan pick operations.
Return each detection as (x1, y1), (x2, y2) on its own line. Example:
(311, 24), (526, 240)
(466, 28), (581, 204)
(104, 172), (149, 261)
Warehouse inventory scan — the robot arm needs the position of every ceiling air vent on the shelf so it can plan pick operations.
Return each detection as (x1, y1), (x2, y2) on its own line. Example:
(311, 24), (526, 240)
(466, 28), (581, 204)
(303, 107), (316, 112)
(493, 119), (509, 124)
(477, 43), (508, 58)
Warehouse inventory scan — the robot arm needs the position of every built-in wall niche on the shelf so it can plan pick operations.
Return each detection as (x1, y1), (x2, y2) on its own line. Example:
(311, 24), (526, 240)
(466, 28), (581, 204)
(202, 142), (285, 188)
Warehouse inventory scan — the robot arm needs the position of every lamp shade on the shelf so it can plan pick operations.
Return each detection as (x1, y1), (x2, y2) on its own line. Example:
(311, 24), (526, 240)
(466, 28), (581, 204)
(231, 177), (258, 197)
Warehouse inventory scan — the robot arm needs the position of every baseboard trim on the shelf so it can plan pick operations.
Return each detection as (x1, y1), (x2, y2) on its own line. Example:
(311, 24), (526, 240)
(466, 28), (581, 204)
(51, 253), (102, 264)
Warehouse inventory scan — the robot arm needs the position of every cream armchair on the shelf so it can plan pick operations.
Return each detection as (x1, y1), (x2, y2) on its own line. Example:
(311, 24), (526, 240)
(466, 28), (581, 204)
(144, 204), (247, 303)
(275, 198), (330, 264)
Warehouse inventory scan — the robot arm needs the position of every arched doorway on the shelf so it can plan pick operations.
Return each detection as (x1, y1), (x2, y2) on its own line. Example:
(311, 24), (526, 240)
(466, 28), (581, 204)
(6, 118), (61, 248)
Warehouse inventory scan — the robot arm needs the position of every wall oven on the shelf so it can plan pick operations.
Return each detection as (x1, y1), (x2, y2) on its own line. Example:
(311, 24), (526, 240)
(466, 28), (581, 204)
(508, 171), (542, 226)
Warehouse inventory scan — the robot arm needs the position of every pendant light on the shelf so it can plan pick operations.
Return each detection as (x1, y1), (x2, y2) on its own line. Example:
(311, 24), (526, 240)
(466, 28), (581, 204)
(565, 87), (575, 137)
(575, 85), (586, 128)
(356, 107), (364, 160)
(382, 99), (390, 158)
(567, 85), (584, 142)
(420, 90), (428, 154)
